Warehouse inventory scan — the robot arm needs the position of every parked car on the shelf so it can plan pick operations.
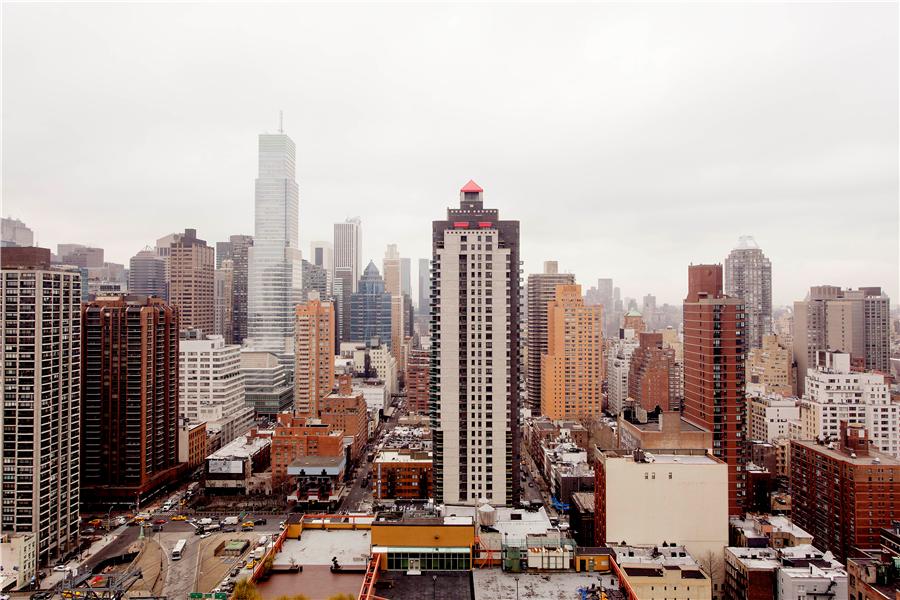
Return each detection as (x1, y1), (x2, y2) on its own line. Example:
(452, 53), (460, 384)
(31, 592), (52, 600)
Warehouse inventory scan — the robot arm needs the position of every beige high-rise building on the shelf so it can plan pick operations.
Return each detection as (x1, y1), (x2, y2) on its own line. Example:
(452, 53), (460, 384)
(746, 334), (793, 396)
(541, 284), (603, 420)
(168, 228), (215, 334)
(526, 261), (575, 413)
(295, 297), (335, 416)
(383, 244), (407, 369)
(793, 286), (891, 394)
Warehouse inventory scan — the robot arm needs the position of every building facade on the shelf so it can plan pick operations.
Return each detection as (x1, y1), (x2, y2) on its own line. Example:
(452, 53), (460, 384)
(431, 180), (521, 506)
(607, 329), (640, 416)
(594, 447), (729, 561)
(1, 217), (34, 247)
(383, 244), (407, 362)
(270, 413), (345, 486)
(334, 217), (362, 346)
(0, 248), (81, 570)
(167, 228), (215, 334)
(417, 257), (429, 315)
(129, 247), (167, 299)
(179, 334), (253, 446)
(310, 240), (334, 295)
(227, 234), (253, 345)
(248, 131), (303, 359)
(320, 375), (368, 461)
(540, 283), (603, 420)
(724, 236), (772, 349)
(526, 261), (576, 413)
(798, 351), (898, 458)
(240, 350), (294, 418)
(628, 332), (680, 414)
(790, 424), (900, 562)
(746, 334), (793, 396)
(349, 261), (393, 346)
(81, 296), (181, 501)
(373, 450), (433, 500)
(682, 264), (747, 516)
(793, 286), (891, 394)
(405, 348), (430, 413)
(747, 394), (799, 443)
(214, 259), (234, 342)
(294, 298), (335, 416)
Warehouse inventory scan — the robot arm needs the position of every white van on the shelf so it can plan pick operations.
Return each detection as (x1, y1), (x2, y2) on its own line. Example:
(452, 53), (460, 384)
(198, 518), (213, 526)
(222, 516), (240, 526)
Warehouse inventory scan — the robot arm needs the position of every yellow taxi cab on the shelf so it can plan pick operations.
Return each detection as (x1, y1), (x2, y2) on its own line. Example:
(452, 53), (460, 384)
(171, 515), (187, 521)
(241, 521), (255, 530)
(246, 560), (256, 569)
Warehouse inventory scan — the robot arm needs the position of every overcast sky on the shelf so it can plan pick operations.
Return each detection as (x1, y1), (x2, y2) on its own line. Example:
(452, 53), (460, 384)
(3, 2), (897, 306)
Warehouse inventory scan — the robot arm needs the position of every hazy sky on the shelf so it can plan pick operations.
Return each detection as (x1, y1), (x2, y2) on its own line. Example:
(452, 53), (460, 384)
(3, 2), (897, 306)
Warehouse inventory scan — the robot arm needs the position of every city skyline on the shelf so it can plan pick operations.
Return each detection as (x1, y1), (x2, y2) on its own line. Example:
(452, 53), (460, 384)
(3, 3), (897, 306)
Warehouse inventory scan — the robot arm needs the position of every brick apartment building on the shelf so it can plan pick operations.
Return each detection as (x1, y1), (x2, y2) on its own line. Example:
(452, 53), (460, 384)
(627, 331), (680, 413)
(320, 374), (368, 461)
(790, 422), (900, 562)
(682, 264), (747, 516)
(271, 413), (345, 486)
(373, 449), (433, 500)
(405, 348), (430, 414)
(81, 296), (183, 501)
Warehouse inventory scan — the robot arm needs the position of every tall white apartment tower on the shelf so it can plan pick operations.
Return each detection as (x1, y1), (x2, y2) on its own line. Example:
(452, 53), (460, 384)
(248, 130), (302, 361)
(333, 217), (362, 345)
(0, 247), (81, 570)
(724, 235), (772, 349)
(431, 180), (521, 506)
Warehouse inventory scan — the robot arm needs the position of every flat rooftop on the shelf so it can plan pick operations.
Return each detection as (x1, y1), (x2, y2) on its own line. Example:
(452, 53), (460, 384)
(276, 529), (370, 567)
(208, 434), (270, 459)
(374, 450), (432, 464)
(791, 440), (900, 466)
(473, 569), (617, 600)
(377, 571), (473, 600)
(627, 418), (706, 433)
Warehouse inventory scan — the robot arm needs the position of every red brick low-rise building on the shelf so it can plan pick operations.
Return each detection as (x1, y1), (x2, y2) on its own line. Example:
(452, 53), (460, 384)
(320, 374), (368, 462)
(373, 449), (433, 500)
(271, 413), (345, 486)
(790, 422), (900, 562)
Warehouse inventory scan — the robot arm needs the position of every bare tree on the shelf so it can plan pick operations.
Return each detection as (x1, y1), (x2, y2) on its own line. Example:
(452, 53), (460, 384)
(697, 549), (725, 598)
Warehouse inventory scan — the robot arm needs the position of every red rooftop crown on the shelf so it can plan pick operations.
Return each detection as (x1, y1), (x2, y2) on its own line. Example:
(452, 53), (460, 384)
(461, 179), (483, 193)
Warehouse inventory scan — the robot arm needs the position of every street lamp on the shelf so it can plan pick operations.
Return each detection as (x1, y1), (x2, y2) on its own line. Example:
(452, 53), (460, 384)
(432, 574), (436, 600)
(514, 576), (519, 600)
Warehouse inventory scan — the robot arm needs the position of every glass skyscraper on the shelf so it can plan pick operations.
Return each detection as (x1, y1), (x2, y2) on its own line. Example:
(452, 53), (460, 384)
(248, 132), (302, 361)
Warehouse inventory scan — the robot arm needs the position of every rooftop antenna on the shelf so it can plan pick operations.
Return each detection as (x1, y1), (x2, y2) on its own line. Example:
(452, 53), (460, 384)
(279, 110), (284, 134)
